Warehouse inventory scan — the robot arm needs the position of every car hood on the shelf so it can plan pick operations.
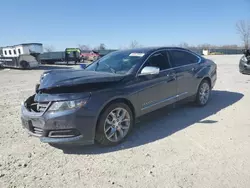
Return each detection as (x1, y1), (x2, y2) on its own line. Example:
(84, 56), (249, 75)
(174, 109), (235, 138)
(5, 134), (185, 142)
(38, 69), (125, 90)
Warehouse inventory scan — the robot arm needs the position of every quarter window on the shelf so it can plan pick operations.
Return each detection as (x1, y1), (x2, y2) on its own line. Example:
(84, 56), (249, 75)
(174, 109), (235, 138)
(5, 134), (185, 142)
(18, 49), (21, 54)
(169, 50), (200, 67)
(142, 51), (171, 71)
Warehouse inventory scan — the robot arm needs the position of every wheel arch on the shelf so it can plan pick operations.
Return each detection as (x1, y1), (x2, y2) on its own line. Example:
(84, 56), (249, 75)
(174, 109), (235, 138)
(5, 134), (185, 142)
(20, 60), (30, 69)
(201, 76), (211, 88)
(94, 97), (136, 131)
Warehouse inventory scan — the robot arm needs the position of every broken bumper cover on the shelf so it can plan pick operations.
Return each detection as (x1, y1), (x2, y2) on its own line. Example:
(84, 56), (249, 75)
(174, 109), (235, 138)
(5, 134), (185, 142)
(20, 103), (96, 145)
(239, 58), (250, 75)
(239, 63), (250, 75)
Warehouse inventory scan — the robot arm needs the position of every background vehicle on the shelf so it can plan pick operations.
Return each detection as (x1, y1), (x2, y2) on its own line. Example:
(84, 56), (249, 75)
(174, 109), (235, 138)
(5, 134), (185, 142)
(79, 49), (117, 62)
(0, 43), (42, 69)
(80, 50), (100, 61)
(21, 47), (217, 146)
(39, 51), (65, 64)
(239, 50), (250, 75)
(39, 48), (81, 64)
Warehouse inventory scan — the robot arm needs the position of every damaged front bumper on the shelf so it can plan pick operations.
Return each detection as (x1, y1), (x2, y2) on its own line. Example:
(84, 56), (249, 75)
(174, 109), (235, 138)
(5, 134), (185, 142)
(239, 56), (250, 75)
(21, 95), (96, 145)
(239, 63), (250, 75)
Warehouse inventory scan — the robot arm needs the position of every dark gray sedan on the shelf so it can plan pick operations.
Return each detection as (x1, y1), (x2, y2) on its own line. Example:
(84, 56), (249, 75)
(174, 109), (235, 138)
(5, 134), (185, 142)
(21, 47), (217, 146)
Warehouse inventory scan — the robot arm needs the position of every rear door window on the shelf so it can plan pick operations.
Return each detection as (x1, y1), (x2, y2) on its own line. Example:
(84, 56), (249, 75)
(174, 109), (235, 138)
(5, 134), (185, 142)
(169, 50), (200, 67)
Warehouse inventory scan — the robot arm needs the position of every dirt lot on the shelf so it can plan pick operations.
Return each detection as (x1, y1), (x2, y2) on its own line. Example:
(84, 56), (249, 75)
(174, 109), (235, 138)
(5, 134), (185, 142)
(0, 55), (250, 188)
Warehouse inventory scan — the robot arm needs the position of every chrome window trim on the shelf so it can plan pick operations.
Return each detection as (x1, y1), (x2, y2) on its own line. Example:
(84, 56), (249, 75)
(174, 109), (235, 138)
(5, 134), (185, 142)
(168, 48), (202, 65)
(136, 48), (202, 76)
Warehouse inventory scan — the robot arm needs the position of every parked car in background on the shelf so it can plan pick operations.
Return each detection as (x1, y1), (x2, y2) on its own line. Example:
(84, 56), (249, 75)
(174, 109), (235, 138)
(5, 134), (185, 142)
(80, 50), (100, 61)
(21, 47), (217, 146)
(239, 49), (250, 75)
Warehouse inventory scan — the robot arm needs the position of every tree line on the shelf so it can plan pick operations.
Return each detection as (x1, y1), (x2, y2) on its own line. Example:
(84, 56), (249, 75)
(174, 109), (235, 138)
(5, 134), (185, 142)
(44, 20), (250, 52)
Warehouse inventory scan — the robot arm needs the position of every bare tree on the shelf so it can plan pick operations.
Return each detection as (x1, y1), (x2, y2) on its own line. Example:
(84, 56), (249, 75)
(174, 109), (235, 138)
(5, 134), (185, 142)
(99, 43), (106, 50)
(197, 43), (212, 50)
(236, 20), (250, 49)
(93, 43), (106, 51)
(78, 44), (90, 51)
(178, 42), (189, 48)
(220, 44), (240, 49)
(43, 45), (55, 52)
(129, 40), (141, 49)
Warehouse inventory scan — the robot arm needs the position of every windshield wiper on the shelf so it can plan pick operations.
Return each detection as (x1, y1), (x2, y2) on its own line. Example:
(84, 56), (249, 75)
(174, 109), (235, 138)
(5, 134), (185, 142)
(95, 61), (116, 73)
(103, 63), (116, 73)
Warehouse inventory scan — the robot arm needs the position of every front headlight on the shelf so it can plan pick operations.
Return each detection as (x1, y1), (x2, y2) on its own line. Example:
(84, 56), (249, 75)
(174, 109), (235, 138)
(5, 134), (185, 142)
(48, 98), (88, 112)
(40, 72), (48, 82)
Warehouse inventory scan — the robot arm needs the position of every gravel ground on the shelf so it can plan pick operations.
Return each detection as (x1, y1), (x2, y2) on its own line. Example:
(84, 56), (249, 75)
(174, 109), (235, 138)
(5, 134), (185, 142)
(0, 55), (250, 188)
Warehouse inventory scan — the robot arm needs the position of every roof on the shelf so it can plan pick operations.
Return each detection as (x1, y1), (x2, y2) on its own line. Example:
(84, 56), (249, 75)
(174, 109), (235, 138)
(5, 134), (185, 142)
(96, 47), (192, 56)
(126, 46), (190, 51)
(110, 46), (189, 53)
(1, 43), (43, 48)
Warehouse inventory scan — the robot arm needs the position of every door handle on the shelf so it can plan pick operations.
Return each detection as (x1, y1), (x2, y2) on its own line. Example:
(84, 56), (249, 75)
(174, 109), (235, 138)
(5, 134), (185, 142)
(191, 67), (196, 72)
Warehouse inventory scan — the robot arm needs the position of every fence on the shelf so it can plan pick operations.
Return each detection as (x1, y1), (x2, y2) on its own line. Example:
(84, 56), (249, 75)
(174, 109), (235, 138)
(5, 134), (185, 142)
(188, 48), (244, 55)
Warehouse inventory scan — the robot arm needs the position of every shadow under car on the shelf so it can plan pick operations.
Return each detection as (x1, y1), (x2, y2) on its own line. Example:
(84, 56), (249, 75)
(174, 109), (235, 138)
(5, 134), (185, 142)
(50, 90), (244, 154)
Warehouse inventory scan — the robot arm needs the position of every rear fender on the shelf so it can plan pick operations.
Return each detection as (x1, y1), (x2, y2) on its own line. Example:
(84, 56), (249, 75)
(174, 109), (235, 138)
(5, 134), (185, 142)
(194, 65), (213, 91)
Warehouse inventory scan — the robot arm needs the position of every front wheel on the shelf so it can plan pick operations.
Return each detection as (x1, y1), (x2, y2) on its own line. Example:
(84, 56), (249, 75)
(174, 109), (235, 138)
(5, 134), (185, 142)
(95, 103), (134, 146)
(195, 80), (211, 106)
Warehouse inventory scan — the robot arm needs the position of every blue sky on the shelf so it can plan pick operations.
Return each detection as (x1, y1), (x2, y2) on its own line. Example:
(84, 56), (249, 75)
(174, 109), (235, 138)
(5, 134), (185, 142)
(0, 0), (249, 50)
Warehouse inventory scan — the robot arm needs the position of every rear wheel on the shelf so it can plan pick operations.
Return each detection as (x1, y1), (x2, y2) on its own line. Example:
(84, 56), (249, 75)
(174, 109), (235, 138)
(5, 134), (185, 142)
(20, 61), (30, 70)
(195, 80), (211, 106)
(95, 103), (134, 146)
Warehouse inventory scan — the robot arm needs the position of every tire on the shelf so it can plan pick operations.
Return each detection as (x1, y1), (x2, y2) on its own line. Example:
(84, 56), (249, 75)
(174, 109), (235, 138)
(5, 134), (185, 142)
(195, 79), (211, 106)
(20, 61), (30, 70)
(95, 102), (134, 146)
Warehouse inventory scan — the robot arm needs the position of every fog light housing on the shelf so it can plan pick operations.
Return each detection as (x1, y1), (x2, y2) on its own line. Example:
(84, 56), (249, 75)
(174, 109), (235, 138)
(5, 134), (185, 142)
(48, 129), (81, 138)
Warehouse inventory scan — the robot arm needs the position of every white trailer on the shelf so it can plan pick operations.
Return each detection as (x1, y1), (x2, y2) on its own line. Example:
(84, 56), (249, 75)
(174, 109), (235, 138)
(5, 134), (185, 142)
(0, 43), (43, 69)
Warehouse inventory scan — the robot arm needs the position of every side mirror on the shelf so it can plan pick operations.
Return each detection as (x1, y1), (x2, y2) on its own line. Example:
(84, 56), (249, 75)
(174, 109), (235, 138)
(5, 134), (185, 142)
(139, 66), (160, 76)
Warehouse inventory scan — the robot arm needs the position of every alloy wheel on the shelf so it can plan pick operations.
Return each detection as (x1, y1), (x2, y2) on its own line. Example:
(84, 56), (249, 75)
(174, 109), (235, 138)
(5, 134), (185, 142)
(199, 82), (210, 105)
(104, 107), (131, 142)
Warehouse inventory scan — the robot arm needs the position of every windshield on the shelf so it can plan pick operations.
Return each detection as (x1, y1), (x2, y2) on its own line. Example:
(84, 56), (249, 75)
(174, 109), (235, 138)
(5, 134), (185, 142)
(85, 50), (145, 74)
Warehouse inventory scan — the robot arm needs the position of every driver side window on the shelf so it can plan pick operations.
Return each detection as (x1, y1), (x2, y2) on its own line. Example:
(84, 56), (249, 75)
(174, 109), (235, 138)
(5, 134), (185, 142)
(142, 51), (170, 71)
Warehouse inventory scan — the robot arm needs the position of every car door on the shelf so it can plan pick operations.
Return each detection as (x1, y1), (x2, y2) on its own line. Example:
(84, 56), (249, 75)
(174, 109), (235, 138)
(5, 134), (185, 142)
(168, 49), (201, 100)
(135, 50), (177, 115)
